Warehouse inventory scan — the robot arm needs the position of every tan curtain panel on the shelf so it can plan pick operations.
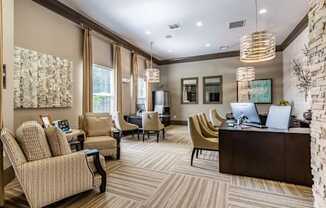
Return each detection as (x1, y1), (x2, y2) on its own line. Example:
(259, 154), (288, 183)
(0, 0), (3, 129)
(145, 60), (153, 111)
(92, 33), (113, 68)
(0, 0), (4, 206)
(130, 53), (138, 114)
(113, 45), (122, 112)
(83, 29), (93, 113)
(121, 47), (131, 115)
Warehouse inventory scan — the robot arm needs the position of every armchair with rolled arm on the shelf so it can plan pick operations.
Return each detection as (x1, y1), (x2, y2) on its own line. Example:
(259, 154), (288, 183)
(0, 127), (107, 208)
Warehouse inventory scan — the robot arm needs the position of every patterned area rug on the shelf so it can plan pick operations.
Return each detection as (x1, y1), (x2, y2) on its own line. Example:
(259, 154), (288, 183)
(4, 125), (313, 208)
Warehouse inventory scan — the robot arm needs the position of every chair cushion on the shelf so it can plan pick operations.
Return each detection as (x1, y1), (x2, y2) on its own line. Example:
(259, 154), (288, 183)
(44, 127), (72, 156)
(84, 136), (117, 150)
(86, 116), (112, 137)
(16, 121), (52, 161)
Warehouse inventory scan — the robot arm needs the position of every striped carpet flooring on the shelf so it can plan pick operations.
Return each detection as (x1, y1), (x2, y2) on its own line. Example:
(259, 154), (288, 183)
(4, 125), (313, 207)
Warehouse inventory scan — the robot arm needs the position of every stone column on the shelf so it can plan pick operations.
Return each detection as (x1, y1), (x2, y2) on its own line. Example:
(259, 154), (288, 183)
(308, 0), (326, 207)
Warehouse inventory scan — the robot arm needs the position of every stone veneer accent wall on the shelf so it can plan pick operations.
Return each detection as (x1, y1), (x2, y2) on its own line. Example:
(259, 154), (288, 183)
(309, 0), (326, 207)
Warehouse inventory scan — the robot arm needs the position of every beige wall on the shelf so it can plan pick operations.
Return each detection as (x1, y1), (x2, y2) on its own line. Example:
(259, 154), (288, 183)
(2, 0), (14, 131)
(160, 53), (283, 121)
(14, 0), (83, 129)
(283, 28), (309, 119)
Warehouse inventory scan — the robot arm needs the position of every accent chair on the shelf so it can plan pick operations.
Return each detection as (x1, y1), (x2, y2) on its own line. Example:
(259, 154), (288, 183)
(142, 112), (165, 142)
(209, 109), (226, 127)
(113, 112), (139, 139)
(201, 113), (219, 132)
(196, 114), (218, 138)
(0, 121), (106, 208)
(188, 116), (219, 166)
(79, 113), (120, 159)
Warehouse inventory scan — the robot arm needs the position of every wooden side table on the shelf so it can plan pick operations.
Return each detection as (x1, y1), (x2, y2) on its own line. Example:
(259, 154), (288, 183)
(66, 129), (85, 151)
(112, 129), (121, 160)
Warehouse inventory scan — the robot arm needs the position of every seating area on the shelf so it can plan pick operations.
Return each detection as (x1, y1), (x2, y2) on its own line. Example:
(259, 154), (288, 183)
(0, 0), (325, 207)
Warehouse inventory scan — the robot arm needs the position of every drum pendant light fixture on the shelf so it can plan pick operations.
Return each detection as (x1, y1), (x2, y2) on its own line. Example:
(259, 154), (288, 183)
(146, 42), (160, 83)
(240, 0), (276, 63)
(236, 67), (256, 82)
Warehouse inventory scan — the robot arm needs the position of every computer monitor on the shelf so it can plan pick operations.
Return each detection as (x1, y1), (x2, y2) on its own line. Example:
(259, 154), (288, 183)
(231, 103), (261, 124)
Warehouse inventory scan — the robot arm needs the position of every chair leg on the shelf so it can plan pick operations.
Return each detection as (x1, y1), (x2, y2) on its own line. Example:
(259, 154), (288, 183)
(191, 148), (196, 166)
(148, 132), (150, 139)
(196, 149), (199, 158)
(200, 150), (202, 154)
(156, 131), (159, 143)
(137, 129), (140, 140)
(143, 130), (145, 142)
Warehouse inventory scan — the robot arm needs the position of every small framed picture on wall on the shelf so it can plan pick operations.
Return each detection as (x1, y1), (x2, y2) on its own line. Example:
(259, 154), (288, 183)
(40, 114), (52, 128)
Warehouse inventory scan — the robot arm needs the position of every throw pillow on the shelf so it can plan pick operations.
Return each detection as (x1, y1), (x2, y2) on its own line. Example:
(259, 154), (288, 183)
(86, 116), (112, 137)
(45, 127), (72, 156)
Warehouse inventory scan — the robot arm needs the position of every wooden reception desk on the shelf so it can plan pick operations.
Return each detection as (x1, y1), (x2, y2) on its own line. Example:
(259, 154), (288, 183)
(219, 124), (313, 186)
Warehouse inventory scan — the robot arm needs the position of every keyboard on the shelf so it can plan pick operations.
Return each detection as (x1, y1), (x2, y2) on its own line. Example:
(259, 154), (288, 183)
(242, 122), (267, 129)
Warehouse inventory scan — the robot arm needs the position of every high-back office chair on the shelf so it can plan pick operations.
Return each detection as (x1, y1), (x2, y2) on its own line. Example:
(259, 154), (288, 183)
(209, 109), (226, 127)
(188, 116), (219, 166)
(142, 112), (165, 142)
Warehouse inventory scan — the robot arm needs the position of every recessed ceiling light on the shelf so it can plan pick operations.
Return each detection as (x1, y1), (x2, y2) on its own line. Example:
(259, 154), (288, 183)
(196, 21), (203, 27)
(145, 30), (151, 35)
(205, 43), (211, 47)
(168, 50), (173, 53)
(219, 45), (229, 50)
(259, 8), (267, 14)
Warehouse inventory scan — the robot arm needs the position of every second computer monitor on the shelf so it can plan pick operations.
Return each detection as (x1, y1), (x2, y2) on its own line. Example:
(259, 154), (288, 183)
(231, 102), (261, 124)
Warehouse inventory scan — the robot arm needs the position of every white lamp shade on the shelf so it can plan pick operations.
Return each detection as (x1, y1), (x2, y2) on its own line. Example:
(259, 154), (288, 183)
(146, 68), (160, 83)
(236, 67), (255, 82)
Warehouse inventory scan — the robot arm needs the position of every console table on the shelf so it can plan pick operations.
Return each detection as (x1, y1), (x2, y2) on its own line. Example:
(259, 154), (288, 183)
(219, 124), (313, 186)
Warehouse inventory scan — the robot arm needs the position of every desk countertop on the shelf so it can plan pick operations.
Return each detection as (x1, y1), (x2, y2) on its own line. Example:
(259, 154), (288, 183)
(219, 124), (310, 134)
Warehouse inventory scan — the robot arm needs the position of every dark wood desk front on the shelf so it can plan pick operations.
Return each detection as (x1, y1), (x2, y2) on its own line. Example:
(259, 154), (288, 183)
(219, 125), (313, 186)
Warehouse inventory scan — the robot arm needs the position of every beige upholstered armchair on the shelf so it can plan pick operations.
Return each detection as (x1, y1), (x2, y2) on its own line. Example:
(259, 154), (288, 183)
(209, 109), (225, 127)
(142, 112), (165, 142)
(0, 122), (106, 208)
(79, 113), (120, 159)
(113, 112), (139, 139)
(188, 116), (219, 166)
(196, 114), (218, 138)
(202, 113), (219, 131)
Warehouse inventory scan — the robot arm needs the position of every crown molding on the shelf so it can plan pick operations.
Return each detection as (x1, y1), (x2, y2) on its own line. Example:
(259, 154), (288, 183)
(31, 0), (308, 66)
(157, 14), (308, 65)
(32, 0), (160, 64)
(279, 14), (308, 51)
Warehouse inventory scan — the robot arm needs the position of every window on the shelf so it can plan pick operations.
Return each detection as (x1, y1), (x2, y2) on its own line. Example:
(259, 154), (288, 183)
(137, 78), (146, 111)
(92, 65), (114, 113)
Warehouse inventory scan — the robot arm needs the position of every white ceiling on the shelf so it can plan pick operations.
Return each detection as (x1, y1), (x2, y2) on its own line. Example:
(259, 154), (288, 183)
(59, 0), (309, 60)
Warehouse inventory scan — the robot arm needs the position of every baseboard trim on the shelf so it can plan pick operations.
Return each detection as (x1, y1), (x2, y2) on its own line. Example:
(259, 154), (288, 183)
(170, 120), (188, 125)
